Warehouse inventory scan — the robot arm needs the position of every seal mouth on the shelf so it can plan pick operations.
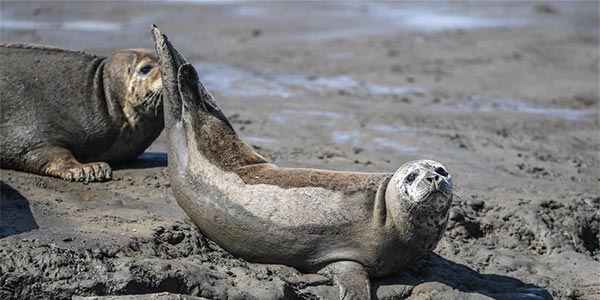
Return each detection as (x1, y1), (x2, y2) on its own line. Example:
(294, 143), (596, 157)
(124, 89), (163, 127)
(413, 182), (452, 204)
(429, 182), (452, 198)
(428, 190), (448, 199)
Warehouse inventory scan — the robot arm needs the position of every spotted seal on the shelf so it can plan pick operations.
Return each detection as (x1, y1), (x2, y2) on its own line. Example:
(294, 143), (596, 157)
(152, 26), (453, 299)
(0, 43), (163, 182)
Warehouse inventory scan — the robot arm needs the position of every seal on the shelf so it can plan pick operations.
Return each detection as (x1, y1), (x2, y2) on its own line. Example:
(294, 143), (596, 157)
(0, 43), (163, 182)
(152, 26), (453, 300)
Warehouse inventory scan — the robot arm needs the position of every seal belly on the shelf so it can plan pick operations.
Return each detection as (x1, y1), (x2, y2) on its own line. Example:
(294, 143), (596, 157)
(173, 163), (383, 272)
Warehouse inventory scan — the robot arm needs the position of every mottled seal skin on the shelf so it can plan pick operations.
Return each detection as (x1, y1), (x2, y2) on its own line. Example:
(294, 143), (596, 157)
(152, 26), (453, 300)
(0, 43), (163, 182)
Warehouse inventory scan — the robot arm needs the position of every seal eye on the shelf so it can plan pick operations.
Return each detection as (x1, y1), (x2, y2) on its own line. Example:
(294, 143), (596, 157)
(139, 64), (153, 75)
(405, 172), (417, 183)
(435, 167), (448, 177)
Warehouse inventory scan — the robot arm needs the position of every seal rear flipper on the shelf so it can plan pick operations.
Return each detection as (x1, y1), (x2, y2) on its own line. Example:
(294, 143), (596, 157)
(153, 27), (266, 171)
(151, 25), (186, 127)
(319, 261), (372, 300)
(21, 145), (112, 182)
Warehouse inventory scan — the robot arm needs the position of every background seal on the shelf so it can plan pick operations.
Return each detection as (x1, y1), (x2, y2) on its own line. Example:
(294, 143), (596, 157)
(0, 43), (164, 182)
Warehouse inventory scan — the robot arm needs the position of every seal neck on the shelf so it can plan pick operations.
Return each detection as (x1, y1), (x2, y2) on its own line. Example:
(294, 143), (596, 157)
(99, 59), (129, 126)
(405, 197), (451, 253)
(384, 185), (451, 252)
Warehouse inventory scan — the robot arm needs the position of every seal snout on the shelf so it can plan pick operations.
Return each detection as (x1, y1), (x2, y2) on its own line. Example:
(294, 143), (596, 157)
(425, 172), (441, 184)
(425, 167), (449, 192)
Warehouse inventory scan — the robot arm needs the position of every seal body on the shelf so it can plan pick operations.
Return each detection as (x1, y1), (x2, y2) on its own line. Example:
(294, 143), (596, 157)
(0, 43), (163, 181)
(152, 27), (453, 299)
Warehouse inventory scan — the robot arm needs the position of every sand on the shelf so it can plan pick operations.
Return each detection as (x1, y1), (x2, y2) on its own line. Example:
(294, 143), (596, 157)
(1, 1), (598, 299)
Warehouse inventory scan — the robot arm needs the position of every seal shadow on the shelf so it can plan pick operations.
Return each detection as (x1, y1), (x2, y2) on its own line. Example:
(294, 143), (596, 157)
(0, 181), (39, 238)
(372, 253), (553, 300)
(113, 152), (168, 170)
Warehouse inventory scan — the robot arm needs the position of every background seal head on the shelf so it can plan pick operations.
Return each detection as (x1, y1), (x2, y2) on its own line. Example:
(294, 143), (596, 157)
(97, 48), (164, 164)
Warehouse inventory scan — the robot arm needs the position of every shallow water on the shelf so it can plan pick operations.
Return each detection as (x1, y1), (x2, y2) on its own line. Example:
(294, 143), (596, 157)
(371, 137), (419, 153)
(271, 109), (345, 126)
(194, 59), (596, 121)
(194, 61), (422, 99)
(372, 124), (417, 133)
(1, 20), (123, 31)
(332, 129), (420, 153)
(445, 95), (598, 121)
(331, 130), (361, 146)
(161, 1), (566, 40)
(299, 3), (530, 40)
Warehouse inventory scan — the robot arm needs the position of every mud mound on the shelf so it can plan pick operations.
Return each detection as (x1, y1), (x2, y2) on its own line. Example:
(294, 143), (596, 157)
(0, 220), (554, 300)
(447, 195), (600, 257)
(0, 223), (296, 300)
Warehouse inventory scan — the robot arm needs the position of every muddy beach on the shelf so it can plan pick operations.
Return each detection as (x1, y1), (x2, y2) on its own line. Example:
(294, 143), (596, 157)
(1, 1), (599, 299)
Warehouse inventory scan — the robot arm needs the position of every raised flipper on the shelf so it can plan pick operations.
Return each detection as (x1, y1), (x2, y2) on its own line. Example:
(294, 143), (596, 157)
(152, 25), (235, 131)
(152, 26), (266, 172)
(22, 145), (112, 182)
(151, 24), (187, 128)
(319, 261), (372, 300)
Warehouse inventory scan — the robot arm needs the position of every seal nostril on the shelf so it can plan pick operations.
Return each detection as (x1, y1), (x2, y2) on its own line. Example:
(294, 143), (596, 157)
(435, 167), (448, 177)
(426, 177), (433, 182)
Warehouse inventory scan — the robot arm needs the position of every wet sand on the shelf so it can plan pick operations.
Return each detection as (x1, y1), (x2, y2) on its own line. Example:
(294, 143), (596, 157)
(1, 1), (599, 299)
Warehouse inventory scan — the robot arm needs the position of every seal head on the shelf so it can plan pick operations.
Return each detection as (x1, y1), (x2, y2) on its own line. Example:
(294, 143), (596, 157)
(387, 160), (453, 255)
(388, 159), (453, 206)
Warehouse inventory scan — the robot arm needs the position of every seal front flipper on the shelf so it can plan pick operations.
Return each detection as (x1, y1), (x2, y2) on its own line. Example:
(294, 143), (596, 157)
(23, 145), (112, 182)
(319, 261), (372, 300)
